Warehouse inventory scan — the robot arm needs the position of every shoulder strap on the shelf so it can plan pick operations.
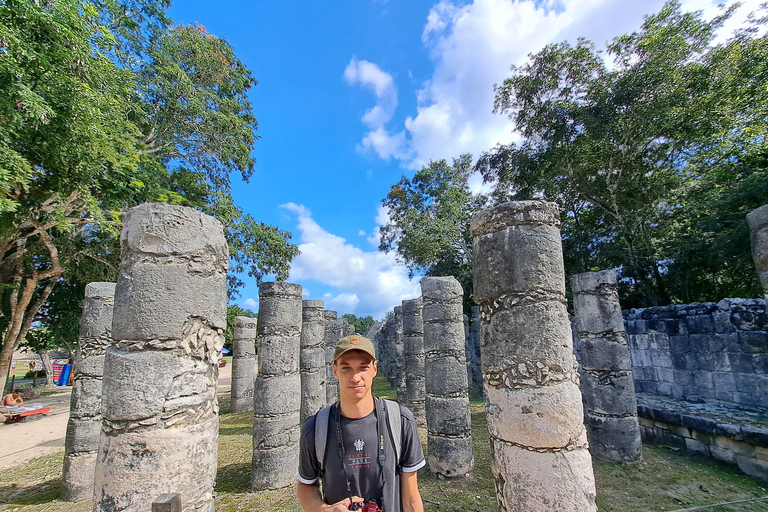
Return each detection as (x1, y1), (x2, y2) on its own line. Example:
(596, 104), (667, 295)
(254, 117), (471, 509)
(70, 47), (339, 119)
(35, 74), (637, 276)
(314, 404), (334, 473)
(382, 399), (402, 465)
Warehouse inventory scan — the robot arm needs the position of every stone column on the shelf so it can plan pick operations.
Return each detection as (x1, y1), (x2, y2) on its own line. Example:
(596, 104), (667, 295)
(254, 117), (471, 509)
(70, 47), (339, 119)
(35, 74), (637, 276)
(324, 311), (340, 405)
(469, 307), (482, 395)
(62, 282), (116, 502)
(301, 299), (326, 425)
(572, 270), (642, 464)
(463, 314), (472, 387)
(748, 204), (768, 301)
(94, 203), (227, 512)
(251, 282), (302, 490)
(231, 316), (257, 413)
(471, 201), (596, 512)
(421, 276), (474, 478)
(393, 306), (406, 402)
(402, 298), (426, 426)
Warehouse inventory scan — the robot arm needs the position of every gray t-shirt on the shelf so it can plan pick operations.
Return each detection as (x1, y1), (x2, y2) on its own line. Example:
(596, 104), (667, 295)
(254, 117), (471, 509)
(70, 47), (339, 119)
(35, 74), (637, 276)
(298, 400), (425, 512)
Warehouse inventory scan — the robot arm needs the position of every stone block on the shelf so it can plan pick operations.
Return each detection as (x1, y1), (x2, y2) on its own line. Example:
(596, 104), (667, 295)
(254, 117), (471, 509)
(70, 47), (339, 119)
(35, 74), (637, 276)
(735, 453), (768, 481)
(685, 315), (714, 335)
(485, 381), (586, 449)
(483, 301), (575, 373)
(424, 396), (471, 437)
(489, 441), (596, 512)
(579, 337), (632, 371)
(424, 355), (468, 395)
(584, 413), (642, 464)
(739, 330), (768, 353)
(427, 435), (474, 478)
(581, 372), (638, 416)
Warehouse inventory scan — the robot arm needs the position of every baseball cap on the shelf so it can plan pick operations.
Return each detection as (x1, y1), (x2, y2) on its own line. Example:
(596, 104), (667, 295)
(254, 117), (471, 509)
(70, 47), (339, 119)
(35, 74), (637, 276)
(334, 334), (377, 362)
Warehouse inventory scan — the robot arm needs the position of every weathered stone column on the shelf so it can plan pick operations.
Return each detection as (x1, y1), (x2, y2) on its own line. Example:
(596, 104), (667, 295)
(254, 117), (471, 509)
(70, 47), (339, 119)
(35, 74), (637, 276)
(402, 298), (426, 426)
(324, 311), (340, 405)
(231, 316), (257, 413)
(748, 204), (768, 302)
(469, 307), (482, 395)
(393, 306), (406, 402)
(471, 201), (596, 511)
(301, 299), (326, 425)
(463, 314), (472, 387)
(62, 282), (115, 502)
(251, 282), (302, 490)
(421, 276), (474, 477)
(572, 270), (642, 464)
(95, 203), (226, 512)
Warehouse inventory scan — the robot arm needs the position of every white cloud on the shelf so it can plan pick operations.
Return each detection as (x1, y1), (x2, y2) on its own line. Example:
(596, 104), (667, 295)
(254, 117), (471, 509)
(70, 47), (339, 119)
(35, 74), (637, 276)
(349, 0), (762, 170)
(243, 298), (258, 310)
(281, 203), (421, 318)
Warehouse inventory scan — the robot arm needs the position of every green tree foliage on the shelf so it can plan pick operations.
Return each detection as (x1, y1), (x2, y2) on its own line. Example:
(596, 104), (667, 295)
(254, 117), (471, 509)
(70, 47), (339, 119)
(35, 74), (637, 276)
(225, 304), (256, 352)
(379, 154), (487, 310)
(341, 313), (375, 335)
(0, 0), (298, 393)
(477, 0), (768, 307)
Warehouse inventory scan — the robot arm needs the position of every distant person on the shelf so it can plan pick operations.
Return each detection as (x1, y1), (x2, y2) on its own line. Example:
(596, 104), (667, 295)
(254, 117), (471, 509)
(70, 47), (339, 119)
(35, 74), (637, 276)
(297, 335), (425, 512)
(3, 391), (23, 408)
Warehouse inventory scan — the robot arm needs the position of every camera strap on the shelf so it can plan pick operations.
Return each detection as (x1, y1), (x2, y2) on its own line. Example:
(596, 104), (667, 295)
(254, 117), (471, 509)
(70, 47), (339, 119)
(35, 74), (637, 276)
(333, 398), (387, 505)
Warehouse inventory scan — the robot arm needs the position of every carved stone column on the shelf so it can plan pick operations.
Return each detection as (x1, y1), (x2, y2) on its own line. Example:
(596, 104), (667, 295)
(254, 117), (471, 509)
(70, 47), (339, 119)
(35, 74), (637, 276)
(300, 299), (326, 424)
(471, 201), (596, 511)
(402, 297), (426, 426)
(748, 204), (768, 301)
(231, 316), (257, 413)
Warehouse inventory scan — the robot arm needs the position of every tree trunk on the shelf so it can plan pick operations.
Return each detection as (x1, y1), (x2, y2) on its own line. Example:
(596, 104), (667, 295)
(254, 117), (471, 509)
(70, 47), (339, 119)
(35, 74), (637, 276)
(39, 350), (55, 386)
(0, 339), (17, 397)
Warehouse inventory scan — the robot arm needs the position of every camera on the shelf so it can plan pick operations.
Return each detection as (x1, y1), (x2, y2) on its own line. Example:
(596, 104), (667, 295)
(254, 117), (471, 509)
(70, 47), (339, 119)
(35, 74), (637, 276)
(349, 499), (382, 512)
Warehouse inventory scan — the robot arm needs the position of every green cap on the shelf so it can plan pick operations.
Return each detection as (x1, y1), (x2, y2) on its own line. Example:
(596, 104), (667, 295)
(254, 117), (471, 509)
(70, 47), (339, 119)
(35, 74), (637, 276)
(334, 334), (376, 362)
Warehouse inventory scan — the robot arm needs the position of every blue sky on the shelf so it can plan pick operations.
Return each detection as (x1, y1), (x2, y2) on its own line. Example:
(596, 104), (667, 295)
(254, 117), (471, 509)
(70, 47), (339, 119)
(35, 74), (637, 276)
(168, 0), (758, 319)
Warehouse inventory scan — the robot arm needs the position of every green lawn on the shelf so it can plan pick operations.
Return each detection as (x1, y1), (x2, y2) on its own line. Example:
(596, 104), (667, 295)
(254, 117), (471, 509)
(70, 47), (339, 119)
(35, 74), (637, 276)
(1, 375), (765, 511)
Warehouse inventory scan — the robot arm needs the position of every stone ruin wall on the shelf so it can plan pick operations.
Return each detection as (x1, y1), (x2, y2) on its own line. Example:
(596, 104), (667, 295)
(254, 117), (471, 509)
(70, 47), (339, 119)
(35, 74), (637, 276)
(621, 298), (767, 410)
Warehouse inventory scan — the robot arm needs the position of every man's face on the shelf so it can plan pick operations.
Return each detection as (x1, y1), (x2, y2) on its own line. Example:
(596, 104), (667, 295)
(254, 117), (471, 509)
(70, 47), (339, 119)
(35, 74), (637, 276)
(332, 350), (378, 402)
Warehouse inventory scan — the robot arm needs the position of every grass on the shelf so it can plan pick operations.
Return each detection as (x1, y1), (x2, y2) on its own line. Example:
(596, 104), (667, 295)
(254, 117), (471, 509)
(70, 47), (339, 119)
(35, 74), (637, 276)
(1, 375), (766, 512)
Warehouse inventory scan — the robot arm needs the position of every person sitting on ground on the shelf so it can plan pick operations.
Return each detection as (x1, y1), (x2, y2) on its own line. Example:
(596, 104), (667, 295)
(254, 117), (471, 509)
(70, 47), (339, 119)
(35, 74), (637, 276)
(297, 334), (425, 512)
(3, 391), (23, 408)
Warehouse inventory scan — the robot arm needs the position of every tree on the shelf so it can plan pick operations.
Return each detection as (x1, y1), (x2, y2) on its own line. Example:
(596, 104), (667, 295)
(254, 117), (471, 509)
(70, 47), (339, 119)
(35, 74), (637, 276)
(341, 313), (375, 335)
(0, 0), (299, 394)
(478, 0), (767, 307)
(379, 154), (487, 310)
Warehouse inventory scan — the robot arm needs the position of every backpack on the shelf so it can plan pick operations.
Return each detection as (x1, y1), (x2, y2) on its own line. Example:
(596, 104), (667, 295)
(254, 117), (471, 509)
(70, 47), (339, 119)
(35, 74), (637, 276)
(313, 398), (403, 475)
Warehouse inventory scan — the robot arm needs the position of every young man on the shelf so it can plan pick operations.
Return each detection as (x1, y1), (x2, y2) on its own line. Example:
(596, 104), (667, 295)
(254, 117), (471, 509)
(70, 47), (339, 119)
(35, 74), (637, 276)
(297, 335), (425, 512)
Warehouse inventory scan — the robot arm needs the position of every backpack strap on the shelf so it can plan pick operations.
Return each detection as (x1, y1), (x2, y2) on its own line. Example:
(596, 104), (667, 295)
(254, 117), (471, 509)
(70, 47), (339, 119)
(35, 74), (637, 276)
(315, 399), (403, 473)
(314, 404), (334, 474)
(382, 399), (402, 468)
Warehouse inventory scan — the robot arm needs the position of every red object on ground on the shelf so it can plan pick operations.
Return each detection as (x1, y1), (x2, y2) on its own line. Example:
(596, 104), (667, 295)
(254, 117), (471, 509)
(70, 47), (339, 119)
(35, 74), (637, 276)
(4, 407), (51, 423)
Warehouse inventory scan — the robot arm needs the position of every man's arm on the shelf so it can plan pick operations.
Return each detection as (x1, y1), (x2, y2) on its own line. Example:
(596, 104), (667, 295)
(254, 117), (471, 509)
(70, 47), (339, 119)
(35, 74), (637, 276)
(296, 481), (362, 512)
(400, 471), (424, 512)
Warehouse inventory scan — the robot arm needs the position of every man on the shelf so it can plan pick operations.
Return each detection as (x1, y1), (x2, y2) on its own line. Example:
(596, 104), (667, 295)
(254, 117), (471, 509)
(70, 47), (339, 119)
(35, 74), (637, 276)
(3, 390), (23, 408)
(297, 335), (425, 512)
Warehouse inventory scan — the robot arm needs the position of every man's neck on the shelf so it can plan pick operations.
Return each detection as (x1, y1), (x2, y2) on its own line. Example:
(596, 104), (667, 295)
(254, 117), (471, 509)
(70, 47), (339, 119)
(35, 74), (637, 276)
(339, 393), (375, 419)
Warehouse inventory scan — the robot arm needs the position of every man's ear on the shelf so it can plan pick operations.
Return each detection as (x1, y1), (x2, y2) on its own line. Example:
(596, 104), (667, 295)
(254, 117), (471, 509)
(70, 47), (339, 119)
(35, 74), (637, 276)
(372, 360), (378, 377)
(332, 363), (339, 380)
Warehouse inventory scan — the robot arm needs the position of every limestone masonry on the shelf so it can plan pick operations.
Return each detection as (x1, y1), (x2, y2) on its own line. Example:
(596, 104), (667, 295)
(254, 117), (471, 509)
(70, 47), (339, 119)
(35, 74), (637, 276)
(252, 281), (302, 490)
(94, 203), (227, 512)
(422, 276), (474, 478)
(572, 270), (642, 464)
(62, 282), (116, 502)
(471, 201), (596, 512)
(231, 316), (256, 413)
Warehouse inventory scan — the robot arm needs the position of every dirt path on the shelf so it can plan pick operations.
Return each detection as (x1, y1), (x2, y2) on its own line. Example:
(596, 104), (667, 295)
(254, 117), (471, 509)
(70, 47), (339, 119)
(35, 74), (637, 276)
(0, 362), (234, 472)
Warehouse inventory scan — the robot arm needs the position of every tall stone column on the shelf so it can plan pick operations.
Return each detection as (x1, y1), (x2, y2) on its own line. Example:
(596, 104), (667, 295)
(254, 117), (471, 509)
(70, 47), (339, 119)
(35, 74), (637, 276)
(471, 201), (596, 512)
(463, 314), (472, 387)
(747, 204), (768, 301)
(251, 282), (302, 490)
(402, 298), (426, 426)
(301, 299), (326, 425)
(94, 203), (227, 512)
(231, 316), (257, 413)
(421, 276), (474, 478)
(62, 282), (116, 502)
(572, 270), (642, 464)
(469, 307), (482, 394)
(324, 311), (340, 405)
(393, 306), (406, 402)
